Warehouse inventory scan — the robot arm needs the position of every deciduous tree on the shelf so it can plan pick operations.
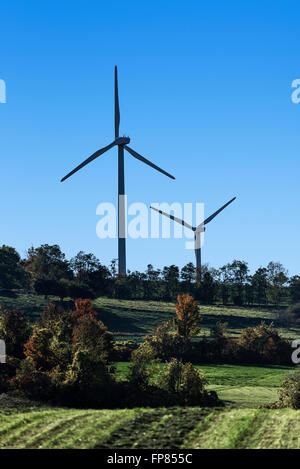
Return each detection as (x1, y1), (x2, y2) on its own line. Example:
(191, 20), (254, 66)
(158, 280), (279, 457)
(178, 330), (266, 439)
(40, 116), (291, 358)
(174, 294), (202, 339)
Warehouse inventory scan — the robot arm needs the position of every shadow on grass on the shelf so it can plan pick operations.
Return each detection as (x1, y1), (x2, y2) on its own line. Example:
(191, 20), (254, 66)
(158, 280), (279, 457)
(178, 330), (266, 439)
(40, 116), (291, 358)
(94, 307), (146, 333)
(94, 302), (174, 333)
(201, 313), (275, 330)
(95, 302), (173, 316)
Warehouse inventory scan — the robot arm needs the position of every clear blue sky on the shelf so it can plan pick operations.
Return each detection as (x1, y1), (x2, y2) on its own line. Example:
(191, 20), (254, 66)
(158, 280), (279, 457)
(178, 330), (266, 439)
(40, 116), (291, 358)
(1, 1), (300, 274)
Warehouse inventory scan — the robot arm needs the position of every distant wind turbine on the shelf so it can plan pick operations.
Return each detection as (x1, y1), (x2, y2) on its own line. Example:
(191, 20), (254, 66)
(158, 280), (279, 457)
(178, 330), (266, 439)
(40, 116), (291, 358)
(151, 197), (236, 281)
(61, 66), (175, 275)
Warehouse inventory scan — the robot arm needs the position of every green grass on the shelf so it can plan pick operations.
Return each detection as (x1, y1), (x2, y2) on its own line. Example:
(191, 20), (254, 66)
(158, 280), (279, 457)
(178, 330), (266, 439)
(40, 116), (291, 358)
(115, 362), (295, 408)
(0, 403), (299, 449)
(209, 385), (279, 408)
(0, 293), (48, 323)
(1, 294), (299, 339)
(115, 362), (293, 387)
(183, 408), (300, 449)
(192, 363), (294, 387)
(0, 406), (141, 449)
(195, 363), (294, 407)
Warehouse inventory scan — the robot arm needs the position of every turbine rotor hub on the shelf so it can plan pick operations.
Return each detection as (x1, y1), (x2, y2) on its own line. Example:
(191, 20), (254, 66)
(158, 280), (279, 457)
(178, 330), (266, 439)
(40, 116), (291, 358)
(115, 137), (130, 145)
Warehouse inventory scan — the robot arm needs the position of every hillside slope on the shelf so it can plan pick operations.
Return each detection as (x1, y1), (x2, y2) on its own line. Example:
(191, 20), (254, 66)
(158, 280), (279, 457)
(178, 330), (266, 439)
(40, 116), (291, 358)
(1, 294), (299, 339)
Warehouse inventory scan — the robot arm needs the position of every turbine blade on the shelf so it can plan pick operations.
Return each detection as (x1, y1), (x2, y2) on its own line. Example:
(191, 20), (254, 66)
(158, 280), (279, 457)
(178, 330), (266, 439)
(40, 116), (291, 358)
(150, 206), (194, 231)
(199, 197), (236, 228)
(61, 142), (116, 182)
(125, 146), (175, 180)
(115, 66), (120, 139)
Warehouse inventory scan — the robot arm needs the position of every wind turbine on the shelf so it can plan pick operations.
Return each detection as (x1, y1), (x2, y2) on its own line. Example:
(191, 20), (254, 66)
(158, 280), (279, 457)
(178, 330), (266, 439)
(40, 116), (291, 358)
(151, 197), (236, 281)
(61, 66), (175, 275)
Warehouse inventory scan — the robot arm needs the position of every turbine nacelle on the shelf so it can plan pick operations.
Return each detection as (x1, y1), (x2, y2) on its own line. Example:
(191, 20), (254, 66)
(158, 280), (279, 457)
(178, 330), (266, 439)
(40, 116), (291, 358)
(194, 225), (206, 233)
(115, 137), (130, 146)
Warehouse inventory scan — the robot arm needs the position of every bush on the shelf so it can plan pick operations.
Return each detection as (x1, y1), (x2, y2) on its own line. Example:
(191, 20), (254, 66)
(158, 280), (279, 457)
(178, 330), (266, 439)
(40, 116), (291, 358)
(0, 306), (31, 392)
(157, 357), (185, 393)
(143, 321), (190, 361)
(237, 322), (291, 364)
(277, 371), (300, 409)
(128, 342), (222, 408)
(14, 359), (55, 401)
(263, 371), (300, 409)
(0, 305), (30, 359)
(0, 357), (20, 393)
(128, 342), (158, 387)
(62, 349), (114, 407)
(181, 362), (209, 405)
(183, 322), (290, 366)
(181, 322), (238, 364)
(157, 358), (222, 407)
(24, 304), (74, 371)
(110, 340), (138, 361)
(207, 321), (237, 362)
(16, 301), (116, 407)
(24, 326), (56, 371)
(72, 315), (114, 361)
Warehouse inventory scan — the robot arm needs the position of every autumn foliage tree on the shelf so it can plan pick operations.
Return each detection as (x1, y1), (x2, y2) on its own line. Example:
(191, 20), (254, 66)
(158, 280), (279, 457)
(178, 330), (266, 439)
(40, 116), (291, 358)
(174, 294), (202, 339)
(17, 299), (114, 405)
(72, 299), (97, 320)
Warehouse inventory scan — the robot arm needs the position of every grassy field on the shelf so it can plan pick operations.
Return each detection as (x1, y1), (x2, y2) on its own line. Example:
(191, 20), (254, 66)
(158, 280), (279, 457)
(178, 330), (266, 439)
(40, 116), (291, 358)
(115, 362), (295, 408)
(1, 293), (299, 339)
(182, 408), (300, 449)
(1, 294), (299, 448)
(0, 400), (299, 449)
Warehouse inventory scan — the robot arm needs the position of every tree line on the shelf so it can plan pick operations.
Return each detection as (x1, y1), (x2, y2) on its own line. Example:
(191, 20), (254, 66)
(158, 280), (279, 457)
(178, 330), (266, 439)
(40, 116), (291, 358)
(1, 243), (300, 306)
